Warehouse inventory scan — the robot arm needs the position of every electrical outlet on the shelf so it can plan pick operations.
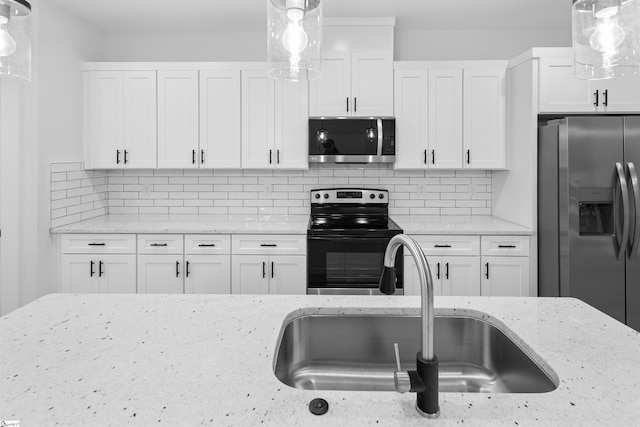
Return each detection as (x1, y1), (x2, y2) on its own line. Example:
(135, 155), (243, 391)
(142, 184), (152, 194)
(264, 184), (273, 196)
(417, 184), (426, 194)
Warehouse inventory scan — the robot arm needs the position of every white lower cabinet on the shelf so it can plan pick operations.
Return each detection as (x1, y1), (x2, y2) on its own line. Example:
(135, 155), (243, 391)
(480, 257), (530, 297)
(62, 254), (136, 293)
(137, 254), (184, 294)
(404, 255), (479, 296)
(184, 255), (231, 294)
(231, 255), (306, 295)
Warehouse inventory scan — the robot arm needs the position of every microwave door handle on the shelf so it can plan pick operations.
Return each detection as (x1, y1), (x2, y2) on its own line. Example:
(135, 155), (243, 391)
(377, 119), (383, 156)
(616, 162), (630, 260)
(628, 162), (640, 259)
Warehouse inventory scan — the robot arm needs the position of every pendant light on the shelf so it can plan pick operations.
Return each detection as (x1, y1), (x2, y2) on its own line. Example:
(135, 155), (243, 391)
(572, 0), (640, 79)
(267, 0), (322, 81)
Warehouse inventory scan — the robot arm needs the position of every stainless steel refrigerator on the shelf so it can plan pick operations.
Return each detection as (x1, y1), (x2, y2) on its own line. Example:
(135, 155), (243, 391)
(538, 116), (640, 331)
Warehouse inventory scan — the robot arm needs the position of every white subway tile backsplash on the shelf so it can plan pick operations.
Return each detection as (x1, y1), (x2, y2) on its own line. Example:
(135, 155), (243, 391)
(51, 162), (494, 227)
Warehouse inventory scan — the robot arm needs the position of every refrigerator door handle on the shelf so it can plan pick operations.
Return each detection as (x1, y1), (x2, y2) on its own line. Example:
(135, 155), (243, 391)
(628, 162), (640, 259)
(616, 162), (630, 260)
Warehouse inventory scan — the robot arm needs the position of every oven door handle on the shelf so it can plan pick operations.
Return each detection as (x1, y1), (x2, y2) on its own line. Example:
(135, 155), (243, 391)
(376, 119), (383, 156)
(308, 235), (397, 241)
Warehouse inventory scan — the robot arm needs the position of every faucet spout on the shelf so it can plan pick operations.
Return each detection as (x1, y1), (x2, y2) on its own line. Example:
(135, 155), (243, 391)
(379, 234), (440, 418)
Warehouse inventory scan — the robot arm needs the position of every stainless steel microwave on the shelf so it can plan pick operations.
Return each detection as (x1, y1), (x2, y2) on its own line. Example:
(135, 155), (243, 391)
(308, 118), (395, 164)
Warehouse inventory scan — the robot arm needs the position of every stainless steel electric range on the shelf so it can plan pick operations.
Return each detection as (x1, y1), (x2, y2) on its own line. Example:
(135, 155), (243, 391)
(307, 188), (404, 295)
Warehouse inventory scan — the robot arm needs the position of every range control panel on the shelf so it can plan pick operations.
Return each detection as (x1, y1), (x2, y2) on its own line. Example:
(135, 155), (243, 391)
(310, 188), (388, 204)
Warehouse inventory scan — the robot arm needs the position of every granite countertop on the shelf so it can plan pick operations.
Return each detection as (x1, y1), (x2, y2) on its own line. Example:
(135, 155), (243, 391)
(392, 215), (532, 235)
(50, 214), (531, 236)
(1, 294), (638, 426)
(49, 214), (311, 235)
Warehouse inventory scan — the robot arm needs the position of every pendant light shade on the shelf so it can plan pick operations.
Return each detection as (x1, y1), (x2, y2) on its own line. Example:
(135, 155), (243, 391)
(267, 0), (322, 81)
(572, 0), (640, 79)
(0, 0), (31, 83)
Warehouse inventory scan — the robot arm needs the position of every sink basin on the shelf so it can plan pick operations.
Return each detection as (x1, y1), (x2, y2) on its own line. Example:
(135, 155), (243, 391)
(273, 312), (558, 393)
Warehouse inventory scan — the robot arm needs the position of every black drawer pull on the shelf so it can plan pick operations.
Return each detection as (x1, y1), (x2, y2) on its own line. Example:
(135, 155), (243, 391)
(436, 262), (440, 280)
(434, 244), (452, 248)
(98, 261), (104, 277)
(186, 261), (190, 278)
(150, 243), (168, 247)
(445, 262), (449, 280)
(485, 263), (490, 279)
(176, 261), (180, 277)
(198, 244), (216, 247)
(88, 243), (106, 246)
(498, 245), (516, 248)
(90, 260), (95, 277)
(260, 244), (277, 247)
(262, 261), (266, 278)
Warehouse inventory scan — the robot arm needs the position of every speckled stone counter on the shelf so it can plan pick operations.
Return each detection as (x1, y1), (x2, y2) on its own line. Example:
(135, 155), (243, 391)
(1, 294), (638, 426)
(49, 214), (310, 234)
(392, 215), (532, 235)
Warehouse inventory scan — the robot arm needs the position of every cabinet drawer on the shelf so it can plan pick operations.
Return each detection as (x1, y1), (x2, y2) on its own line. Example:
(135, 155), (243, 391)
(137, 234), (184, 254)
(481, 236), (529, 256)
(410, 235), (480, 256)
(62, 234), (136, 254)
(185, 235), (231, 255)
(232, 235), (306, 255)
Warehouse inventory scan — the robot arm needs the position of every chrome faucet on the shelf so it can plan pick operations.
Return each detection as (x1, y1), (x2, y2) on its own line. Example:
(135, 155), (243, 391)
(379, 234), (440, 418)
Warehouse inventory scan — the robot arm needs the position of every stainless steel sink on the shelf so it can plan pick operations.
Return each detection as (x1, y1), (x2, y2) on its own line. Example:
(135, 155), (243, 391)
(273, 313), (558, 393)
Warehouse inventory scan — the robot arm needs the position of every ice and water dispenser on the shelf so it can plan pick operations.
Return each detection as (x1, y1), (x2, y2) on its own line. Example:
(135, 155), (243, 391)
(578, 188), (614, 236)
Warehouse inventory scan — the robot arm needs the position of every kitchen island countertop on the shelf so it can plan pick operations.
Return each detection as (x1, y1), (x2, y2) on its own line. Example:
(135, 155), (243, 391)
(1, 294), (638, 426)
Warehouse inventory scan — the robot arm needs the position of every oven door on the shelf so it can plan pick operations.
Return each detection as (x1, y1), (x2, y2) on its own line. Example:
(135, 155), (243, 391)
(307, 235), (403, 295)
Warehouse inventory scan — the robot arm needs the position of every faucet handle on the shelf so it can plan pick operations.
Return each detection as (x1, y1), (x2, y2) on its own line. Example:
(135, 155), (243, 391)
(393, 343), (412, 393)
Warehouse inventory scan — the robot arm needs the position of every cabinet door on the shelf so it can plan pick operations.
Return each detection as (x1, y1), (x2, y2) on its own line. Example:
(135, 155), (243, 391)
(231, 255), (269, 294)
(274, 79), (309, 169)
(61, 255), (99, 293)
(595, 73), (640, 112)
(99, 255), (137, 294)
(200, 70), (241, 169)
(184, 255), (231, 294)
(403, 255), (442, 296)
(441, 256), (480, 296)
(86, 71), (123, 169)
(480, 256), (530, 297)
(241, 70), (275, 169)
(428, 69), (463, 169)
(137, 255), (184, 294)
(123, 71), (157, 169)
(351, 51), (394, 116)
(309, 51), (351, 116)
(269, 256), (306, 295)
(157, 71), (199, 168)
(538, 57), (595, 113)
(463, 68), (506, 169)
(393, 70), (428, 170)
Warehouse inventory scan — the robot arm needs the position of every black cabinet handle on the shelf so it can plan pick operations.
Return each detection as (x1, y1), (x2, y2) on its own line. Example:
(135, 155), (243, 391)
(445, 262), (449, 280)
(269, 149), (273, 164)
(346, 97), (349, 112)
(466, 150), (470, 164)
(434, 244), (452, 248)
(431, 150), (435, 165)
(277, 149), (280, 164)
(198, 243), (216, 247)
(485, 263), (490, 279)
(176, 261), (180, 277)
(436, 262), (440, 280)
(603, 89), (608, 107)
(192, 149), (196, 164)
(186, 261), (190, 278)
(116, 150), (121, 164)
(498, 245), (516, 248)
(423, 150), (427, 165)
(124, 150), (128, 164)
(354, 97), (357, 112)
(150, 243), (168, 247)
(88, 243), (105, 246)
(201, 149), (204, 164)
(98, 261), (104, 277)
(260, 244), (277, 247)
(90, 260), (95, 277)
(262, 261), (266, 278)
(593, 90), (599, 106)
(271, 261), (274, 279)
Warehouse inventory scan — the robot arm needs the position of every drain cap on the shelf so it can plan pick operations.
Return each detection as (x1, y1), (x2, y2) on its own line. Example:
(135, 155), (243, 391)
(309, 398), (329, 415)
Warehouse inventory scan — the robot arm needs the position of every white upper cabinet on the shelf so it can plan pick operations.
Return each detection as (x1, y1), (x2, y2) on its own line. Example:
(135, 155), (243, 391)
(462, 68), (507, 169)
(199, 70), (241, 169)
(393, 69), (428, 169)
(539, 56), (640, 113)
(310, 50), (393, 117)
(429, 69), (464, 169)
(242, 70), (308, 169)
(157, 70), (200, 169)
(84, 70), (157, 169)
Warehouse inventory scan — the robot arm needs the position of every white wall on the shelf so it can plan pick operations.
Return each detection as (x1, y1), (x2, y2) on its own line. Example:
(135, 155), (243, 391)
(0, 0), (107, 315)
